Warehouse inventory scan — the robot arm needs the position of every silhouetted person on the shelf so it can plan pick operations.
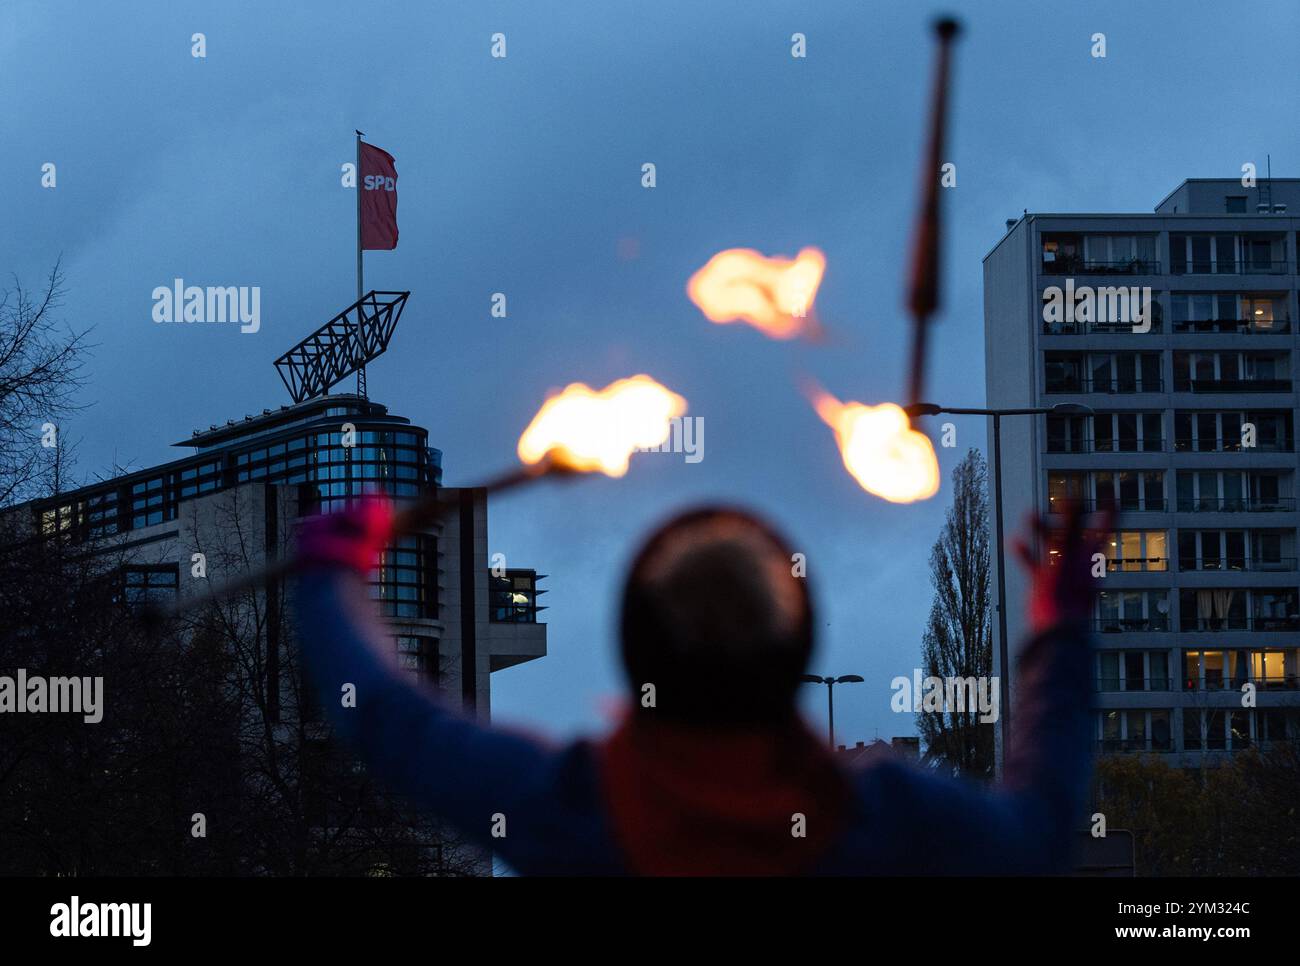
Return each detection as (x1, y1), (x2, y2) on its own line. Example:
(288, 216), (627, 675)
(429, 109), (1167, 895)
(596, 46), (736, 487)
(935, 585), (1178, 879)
(293, 500), (1100, 875)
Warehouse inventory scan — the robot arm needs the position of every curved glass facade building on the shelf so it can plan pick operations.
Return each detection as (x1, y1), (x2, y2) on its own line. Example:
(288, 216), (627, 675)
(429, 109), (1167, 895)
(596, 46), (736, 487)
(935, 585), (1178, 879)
(25, 393), (547, 716)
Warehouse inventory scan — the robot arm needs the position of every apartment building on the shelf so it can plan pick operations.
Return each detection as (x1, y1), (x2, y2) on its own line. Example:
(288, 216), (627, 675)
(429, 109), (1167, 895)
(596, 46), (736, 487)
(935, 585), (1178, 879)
(984, 177), (1300, 766)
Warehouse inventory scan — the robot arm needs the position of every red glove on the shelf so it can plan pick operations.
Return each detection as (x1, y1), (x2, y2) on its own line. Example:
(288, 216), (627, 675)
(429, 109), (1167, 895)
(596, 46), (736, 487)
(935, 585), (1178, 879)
(1015, 501), (1113, 636)
(296, 497), (395, 573)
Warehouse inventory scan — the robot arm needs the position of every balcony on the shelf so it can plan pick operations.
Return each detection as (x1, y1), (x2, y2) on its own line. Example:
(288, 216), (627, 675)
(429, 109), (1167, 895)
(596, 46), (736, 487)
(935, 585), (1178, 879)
(1045, 377), (1164, 394)
(1174, 377), (1293, 394)
(1094, 617), (1171, 633)
(1105, 557), (1169, 573)
(1050, 499), (1167, 514)
(1171, 260), (1291, 276)
(1173, 437), (1294, 453)
(1097, 738), (1173, 753)
(1180, 616), (1300, 632)
(1175, 497), (1296, 513)
(1183, 674), (1300, 692)
(1178, 557), (1297, 573)
(1042, 256), (1161, 276)
(1172, 318), (1292, 335)
(1046, 437), (1165, 454)
(1043, 318), (1162, 336)
(1095, 677), (1173, 692)
(489, 569), (547, 624)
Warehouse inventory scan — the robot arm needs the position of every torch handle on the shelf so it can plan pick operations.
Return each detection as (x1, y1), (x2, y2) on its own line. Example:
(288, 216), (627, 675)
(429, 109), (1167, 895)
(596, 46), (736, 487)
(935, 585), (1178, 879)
(905, 16), (961, 411)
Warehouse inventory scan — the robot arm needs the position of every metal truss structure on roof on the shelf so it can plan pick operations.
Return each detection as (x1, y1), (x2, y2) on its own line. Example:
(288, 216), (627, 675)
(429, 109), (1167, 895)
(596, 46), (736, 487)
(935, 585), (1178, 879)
(273, 290), (409, 402)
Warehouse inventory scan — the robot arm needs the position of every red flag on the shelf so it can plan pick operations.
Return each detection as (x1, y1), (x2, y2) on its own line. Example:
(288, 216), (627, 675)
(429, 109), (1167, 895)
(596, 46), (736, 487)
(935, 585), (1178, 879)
(360, 141), (398, 251)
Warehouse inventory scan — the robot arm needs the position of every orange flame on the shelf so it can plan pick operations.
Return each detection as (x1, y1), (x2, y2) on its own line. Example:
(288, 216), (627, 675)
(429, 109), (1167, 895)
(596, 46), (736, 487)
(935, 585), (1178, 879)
(687, 247), (826, 339)
(810, 389), (939, 504)
(517, 375), (688, 477)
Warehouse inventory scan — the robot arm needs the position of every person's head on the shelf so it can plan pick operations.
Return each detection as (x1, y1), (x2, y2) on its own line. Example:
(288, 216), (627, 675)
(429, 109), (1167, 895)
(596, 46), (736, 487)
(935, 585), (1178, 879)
(619, 505), (814, 726)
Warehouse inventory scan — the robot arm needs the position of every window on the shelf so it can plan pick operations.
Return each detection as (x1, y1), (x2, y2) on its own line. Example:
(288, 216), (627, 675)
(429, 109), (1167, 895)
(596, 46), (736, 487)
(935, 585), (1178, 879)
(1178, 530), (1250, 572)
(1240, 295), (1287, 332)
(1099, 709), (1171, 751)
(1252, 590), (1298, 630)
(1170, 234), (1239, 274)
(1251, 650), (1288, 688)
(1044, 353), (1161, 394)
(1225, 196), (1247, 214)
(1080, 412), (1163, 453)
(1103, 530), (1167, 571)
(1095, 590), (1168, 631)
(1183, 707), (1268, 755)
(370, 534), (436, 619)
(1185, 705), (1266, 752)
(490, 570), (544, 623)
(1180, 589), (1248, 632)
(1095, 651), (1168, 691)
(1091, 470), (1164, 512)
(1047, 472), (1085, 510)
(395, 635), (440, 683)
(1173, 410), (1293, 452)
(1184, 709), (1203, 750)
(1099, 652), (1120, 691)
(1259, 709), (1291, 744)
(121, 565), (179, 607)
(1176, 471), (1290, 512)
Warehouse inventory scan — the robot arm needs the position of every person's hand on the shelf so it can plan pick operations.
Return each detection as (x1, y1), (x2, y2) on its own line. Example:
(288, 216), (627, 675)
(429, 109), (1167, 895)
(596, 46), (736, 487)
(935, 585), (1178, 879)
(296, 496), (395, 573)
(1013, 501), (1112, 637)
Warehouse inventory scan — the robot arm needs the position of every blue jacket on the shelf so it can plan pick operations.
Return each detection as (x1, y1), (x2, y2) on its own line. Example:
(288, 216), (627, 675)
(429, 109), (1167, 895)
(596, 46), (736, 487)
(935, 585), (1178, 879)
(295, 566), (1093, 875)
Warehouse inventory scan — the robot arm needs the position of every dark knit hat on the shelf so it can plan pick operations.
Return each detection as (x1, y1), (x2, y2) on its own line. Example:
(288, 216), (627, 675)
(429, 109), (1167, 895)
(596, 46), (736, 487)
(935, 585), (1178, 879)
(619, 506), (814, 725)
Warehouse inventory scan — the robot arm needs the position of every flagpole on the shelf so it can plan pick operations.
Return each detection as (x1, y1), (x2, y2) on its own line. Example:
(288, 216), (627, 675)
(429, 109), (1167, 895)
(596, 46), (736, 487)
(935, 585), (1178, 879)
(355, 129), (366, 398)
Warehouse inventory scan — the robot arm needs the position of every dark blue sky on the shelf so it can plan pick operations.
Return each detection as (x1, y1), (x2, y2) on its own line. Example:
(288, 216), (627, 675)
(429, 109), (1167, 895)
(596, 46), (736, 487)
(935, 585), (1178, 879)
(5, 0), (1298, 743)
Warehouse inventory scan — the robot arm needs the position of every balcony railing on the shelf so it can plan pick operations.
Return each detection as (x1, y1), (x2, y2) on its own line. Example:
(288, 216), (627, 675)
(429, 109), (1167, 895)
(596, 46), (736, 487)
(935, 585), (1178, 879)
(1046, 438), (1165, 454)
(1045, 377), (1164, 394)
(1043, 319), (1162, 335)
(1097, 738), (1173, 753)
(1175, 497), (1296, 513)
(1042, 256), (1161, 276)
(1095, 677), (1173, 692)
(1172, 318), (1292, 335)
(1178, 557), (1297, 573)
(1183, 674), (1300, 691)
(1171, 260), (1291, 276)
(1105, 557), (1169, 572)
(1093, 617), (1171, 633)
(1051, 499), (1167, 513)
(1180, 616), (1300, 632)
(1174, 377), (1293, 394)
(1173, 437), (1294, 453)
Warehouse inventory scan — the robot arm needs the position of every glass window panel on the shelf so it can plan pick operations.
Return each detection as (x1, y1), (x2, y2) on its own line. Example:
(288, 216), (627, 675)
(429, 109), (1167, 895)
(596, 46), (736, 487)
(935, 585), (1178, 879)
(1151, 711), (1171, 750)
(1149, 652), (1168, 690)
(1124, 652), (1145, 691)
(1146, 531), (1166, 570)
(1183, 709), (1202, 749)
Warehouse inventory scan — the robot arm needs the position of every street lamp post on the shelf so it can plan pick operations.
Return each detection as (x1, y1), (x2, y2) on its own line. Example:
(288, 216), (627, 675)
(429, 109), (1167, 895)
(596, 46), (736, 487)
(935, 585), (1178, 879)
(904, 402), (1093, 773)
(801, 674), (865, 750)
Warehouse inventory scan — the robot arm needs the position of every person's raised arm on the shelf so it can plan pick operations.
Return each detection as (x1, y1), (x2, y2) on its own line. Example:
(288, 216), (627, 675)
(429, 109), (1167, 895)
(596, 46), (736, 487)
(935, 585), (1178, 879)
(291, 499), (615, 874)
(850, 504), (1106, 874)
